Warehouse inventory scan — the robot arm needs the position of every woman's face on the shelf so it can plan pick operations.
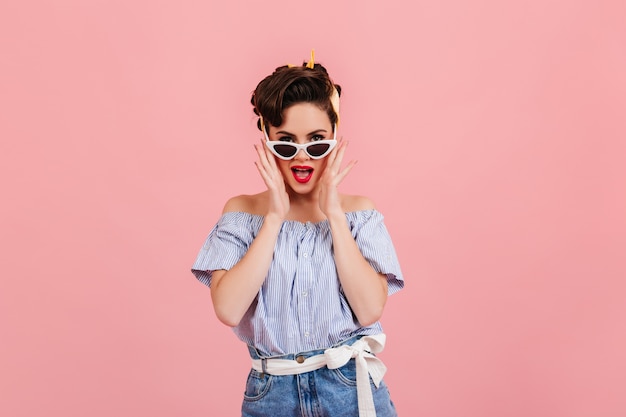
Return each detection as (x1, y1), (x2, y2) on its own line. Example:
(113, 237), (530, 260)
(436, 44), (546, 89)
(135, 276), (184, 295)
(266, 102), (335, 195)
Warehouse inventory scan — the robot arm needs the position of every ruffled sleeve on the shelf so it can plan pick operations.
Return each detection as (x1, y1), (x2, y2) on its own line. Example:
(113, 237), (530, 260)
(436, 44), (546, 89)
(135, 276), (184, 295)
(347, 210), (405, 295)
(191, 212), (262, 288)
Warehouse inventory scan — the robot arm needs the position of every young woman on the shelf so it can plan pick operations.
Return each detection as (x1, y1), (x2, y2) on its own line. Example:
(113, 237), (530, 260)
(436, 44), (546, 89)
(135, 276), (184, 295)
(191, 52), (404, 417)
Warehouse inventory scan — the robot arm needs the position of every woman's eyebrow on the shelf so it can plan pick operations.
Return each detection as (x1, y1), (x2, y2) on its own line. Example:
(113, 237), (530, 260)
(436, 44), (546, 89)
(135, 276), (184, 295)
(307, 129), (329, 136)
(275, 129), (328, 136)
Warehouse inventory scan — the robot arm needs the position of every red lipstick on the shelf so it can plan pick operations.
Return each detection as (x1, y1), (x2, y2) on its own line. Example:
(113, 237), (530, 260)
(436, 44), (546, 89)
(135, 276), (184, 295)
(291, 165), (314, 183)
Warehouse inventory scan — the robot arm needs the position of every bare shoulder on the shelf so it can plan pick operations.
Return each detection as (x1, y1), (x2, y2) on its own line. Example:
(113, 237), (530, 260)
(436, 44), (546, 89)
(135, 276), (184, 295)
(341, 194), (376, 212)
(222, 191), (269, 215)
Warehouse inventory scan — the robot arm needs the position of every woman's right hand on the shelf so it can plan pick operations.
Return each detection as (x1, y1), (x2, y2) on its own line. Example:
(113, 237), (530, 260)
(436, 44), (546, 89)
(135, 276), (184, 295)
(254, 139), (290, 220)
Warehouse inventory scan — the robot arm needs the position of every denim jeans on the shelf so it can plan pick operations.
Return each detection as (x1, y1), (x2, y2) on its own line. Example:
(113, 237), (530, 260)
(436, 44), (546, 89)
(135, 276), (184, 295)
(242, 336), (398, 417)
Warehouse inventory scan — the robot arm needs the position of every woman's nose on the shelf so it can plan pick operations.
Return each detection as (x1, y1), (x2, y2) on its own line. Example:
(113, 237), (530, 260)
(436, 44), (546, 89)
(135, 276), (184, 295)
(294, 148), (309, 161)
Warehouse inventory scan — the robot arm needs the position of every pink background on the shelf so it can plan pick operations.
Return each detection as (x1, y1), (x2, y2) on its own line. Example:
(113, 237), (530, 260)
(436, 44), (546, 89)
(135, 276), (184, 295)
(1, 1), (625, 416)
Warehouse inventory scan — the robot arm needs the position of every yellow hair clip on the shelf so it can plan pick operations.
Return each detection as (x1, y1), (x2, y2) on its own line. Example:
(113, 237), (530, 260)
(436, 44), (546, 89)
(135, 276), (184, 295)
(330, 87), (340, 126)
(306, 49), (315, 68)
(287, 49), (315, 68)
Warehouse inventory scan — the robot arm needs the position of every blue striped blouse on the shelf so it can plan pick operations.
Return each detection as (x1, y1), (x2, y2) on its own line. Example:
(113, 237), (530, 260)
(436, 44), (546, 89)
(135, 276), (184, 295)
(191, 209), (404, 356)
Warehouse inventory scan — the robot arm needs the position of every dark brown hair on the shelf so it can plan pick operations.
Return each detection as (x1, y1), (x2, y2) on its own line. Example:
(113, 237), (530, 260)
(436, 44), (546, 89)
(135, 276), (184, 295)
(251, 62), (341, 133)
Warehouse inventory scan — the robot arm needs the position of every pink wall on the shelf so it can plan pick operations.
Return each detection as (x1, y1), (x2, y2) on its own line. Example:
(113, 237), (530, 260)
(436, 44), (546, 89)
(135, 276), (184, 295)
(2, 1), (625, 416)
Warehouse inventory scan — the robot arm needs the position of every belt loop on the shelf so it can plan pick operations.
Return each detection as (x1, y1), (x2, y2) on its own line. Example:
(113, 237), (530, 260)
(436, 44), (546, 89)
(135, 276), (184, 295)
(261, 358), (268, 374)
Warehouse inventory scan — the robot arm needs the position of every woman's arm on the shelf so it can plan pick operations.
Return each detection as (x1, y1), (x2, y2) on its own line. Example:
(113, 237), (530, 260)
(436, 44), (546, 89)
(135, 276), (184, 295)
(318, 141), (388, 326)
(328, 201), (389, 327)
(210, 207), (283, 327)
(210, 141), (290, 327)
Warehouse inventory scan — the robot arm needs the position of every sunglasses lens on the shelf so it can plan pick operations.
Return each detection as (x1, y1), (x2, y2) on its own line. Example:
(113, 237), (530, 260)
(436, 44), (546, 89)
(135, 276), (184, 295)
(273, 144), (298, 158)
(307, 143), (331, 157)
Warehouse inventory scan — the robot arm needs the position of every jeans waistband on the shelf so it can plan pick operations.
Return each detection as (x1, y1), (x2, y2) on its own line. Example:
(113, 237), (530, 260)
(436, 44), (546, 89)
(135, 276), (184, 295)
(247, 335), (365, 360)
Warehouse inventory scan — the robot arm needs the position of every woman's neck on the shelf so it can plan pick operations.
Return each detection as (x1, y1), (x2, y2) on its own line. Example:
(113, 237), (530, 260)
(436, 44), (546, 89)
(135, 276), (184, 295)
(286, 189), (327, 223)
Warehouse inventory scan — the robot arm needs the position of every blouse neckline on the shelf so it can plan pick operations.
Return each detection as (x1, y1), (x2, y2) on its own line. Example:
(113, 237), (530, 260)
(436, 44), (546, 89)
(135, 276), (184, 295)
(219, 210), (380, 232)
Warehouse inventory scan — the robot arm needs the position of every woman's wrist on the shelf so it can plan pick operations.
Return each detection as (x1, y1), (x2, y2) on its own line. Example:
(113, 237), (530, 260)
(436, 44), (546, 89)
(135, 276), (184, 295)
(326, 211), (348, 229)
(263, 212), (285, 227)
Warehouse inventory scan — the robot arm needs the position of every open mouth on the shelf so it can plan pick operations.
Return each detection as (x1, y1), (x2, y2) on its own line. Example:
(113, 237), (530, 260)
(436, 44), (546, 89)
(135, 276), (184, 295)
(291, 166), (314, 183)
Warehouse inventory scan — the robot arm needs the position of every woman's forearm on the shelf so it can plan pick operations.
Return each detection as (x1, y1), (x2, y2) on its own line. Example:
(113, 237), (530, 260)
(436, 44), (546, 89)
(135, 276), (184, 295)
(210, 214), (283, 327)
(328, 213), (388, 326)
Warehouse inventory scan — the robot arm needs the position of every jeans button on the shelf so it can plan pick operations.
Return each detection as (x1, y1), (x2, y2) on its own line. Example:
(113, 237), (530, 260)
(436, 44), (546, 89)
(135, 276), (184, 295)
(296, 355), (305, 363)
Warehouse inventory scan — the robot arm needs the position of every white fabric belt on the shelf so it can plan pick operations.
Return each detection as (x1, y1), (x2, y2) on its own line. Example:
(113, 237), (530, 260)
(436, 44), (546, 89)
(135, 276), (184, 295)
(251, 333), (387, 417)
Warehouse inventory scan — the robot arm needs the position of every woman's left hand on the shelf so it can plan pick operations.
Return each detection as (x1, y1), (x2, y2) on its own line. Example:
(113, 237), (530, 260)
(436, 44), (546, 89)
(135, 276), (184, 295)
(318, 139), (357, 218)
